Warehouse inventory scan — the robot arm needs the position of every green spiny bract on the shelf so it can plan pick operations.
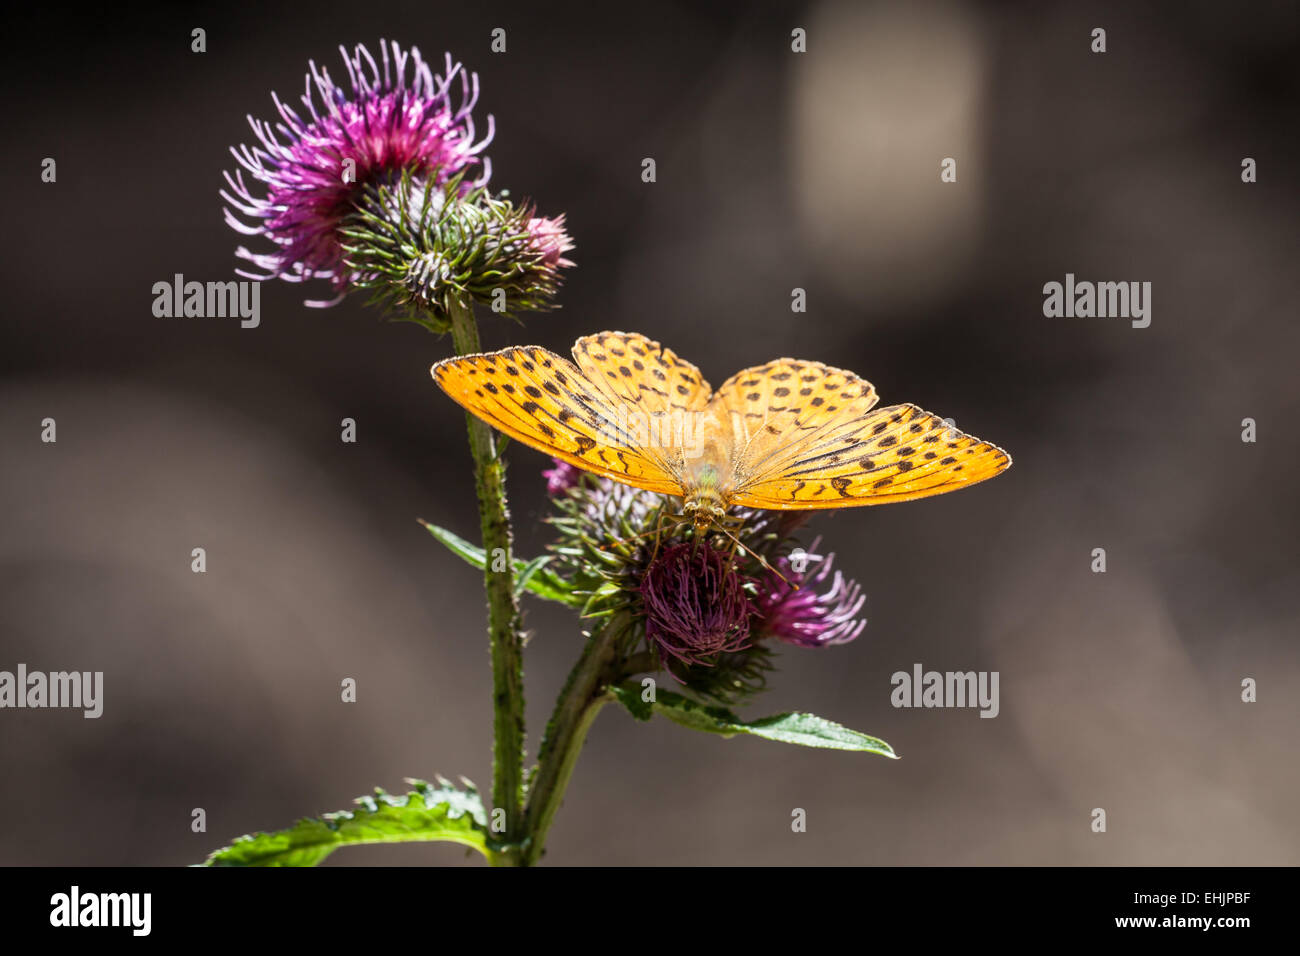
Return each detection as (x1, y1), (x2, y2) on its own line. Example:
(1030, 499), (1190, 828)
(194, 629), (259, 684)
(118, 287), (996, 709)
(341, 171), (573, 331)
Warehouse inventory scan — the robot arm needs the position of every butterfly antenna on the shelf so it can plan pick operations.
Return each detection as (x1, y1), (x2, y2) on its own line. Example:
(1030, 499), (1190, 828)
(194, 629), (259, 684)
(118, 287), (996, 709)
(712, 524), (799, 591)
(598, 525), (663, 553)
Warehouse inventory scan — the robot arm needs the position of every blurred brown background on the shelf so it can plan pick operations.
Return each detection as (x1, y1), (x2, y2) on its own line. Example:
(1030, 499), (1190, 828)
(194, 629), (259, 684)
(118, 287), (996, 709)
(2, 0), (1297, 865)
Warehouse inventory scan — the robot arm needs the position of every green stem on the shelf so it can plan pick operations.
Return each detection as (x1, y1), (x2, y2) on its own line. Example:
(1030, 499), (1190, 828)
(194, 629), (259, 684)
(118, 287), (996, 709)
(620, 651), (657, 676)
(445, 298), (526, 866)
(521, 613), (629, 866)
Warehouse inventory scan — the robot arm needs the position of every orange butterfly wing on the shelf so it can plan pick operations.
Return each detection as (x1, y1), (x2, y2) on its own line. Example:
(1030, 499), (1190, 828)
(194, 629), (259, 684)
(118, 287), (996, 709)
(571, 331), (712, 415)
(710, 360), (1011, 509)
(432, 342), (684, 495)
(434, 333), (1011, 508)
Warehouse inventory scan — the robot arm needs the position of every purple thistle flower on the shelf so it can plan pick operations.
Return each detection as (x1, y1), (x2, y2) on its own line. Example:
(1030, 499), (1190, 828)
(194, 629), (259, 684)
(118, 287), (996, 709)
(222, 40), (494, 306)
(526, 216), (576, 271)
(754, 539), (866, 647)
(542, 458), (583, 497)
(639, 543), (754, 671)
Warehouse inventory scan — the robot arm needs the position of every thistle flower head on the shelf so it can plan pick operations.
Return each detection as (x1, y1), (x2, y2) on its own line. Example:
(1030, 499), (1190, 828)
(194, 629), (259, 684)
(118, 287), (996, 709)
(545, 474), (857, 701)
(546, 475), (670, 610)
(639, 543), (754, 671)
(526, 216), (576, 270)
(340, 174), (575, 326)
(222, 41), (493, 306)
(754, 540), (867, 647)
(542, 458), (584, 497)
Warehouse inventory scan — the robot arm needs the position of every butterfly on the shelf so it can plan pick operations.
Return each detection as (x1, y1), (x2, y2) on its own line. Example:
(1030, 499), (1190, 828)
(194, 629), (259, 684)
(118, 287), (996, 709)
(432, 331), (1011, 533)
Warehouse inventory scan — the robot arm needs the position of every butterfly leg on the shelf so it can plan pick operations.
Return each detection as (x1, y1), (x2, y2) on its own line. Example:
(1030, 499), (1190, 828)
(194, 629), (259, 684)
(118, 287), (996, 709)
(706, 514), (797, 588)
(713, 514), (748, 564)
(646, 507), (690, 567)
(601, 505), (677, 560)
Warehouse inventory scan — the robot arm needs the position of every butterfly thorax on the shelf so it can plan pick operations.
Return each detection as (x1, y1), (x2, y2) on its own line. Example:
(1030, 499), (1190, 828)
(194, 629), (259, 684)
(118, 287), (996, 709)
(680, 454), (733, 531)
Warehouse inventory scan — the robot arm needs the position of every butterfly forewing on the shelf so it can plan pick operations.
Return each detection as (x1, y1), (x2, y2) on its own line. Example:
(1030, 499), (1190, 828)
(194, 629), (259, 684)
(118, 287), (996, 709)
(572, 332), (713, 414)
(570, 331), (721, 485)
(728, 402), (1012, 509)
(432, 344), (684, 495)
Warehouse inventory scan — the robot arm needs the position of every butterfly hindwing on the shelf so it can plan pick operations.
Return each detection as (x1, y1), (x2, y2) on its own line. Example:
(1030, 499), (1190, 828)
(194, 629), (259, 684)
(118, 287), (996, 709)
(710, 359), (879, 487)
(432, 345), (684, 495)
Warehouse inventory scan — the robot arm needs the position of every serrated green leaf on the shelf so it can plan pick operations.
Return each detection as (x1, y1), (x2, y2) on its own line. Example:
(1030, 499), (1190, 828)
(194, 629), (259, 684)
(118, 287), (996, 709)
(419, 520), (577, 605)
(610, 684), (897, 757)
(201, 778), (490, 867)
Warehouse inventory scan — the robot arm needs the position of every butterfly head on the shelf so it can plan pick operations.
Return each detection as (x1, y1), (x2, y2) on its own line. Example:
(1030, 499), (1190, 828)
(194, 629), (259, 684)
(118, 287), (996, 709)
(682, 491), (728, 532)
